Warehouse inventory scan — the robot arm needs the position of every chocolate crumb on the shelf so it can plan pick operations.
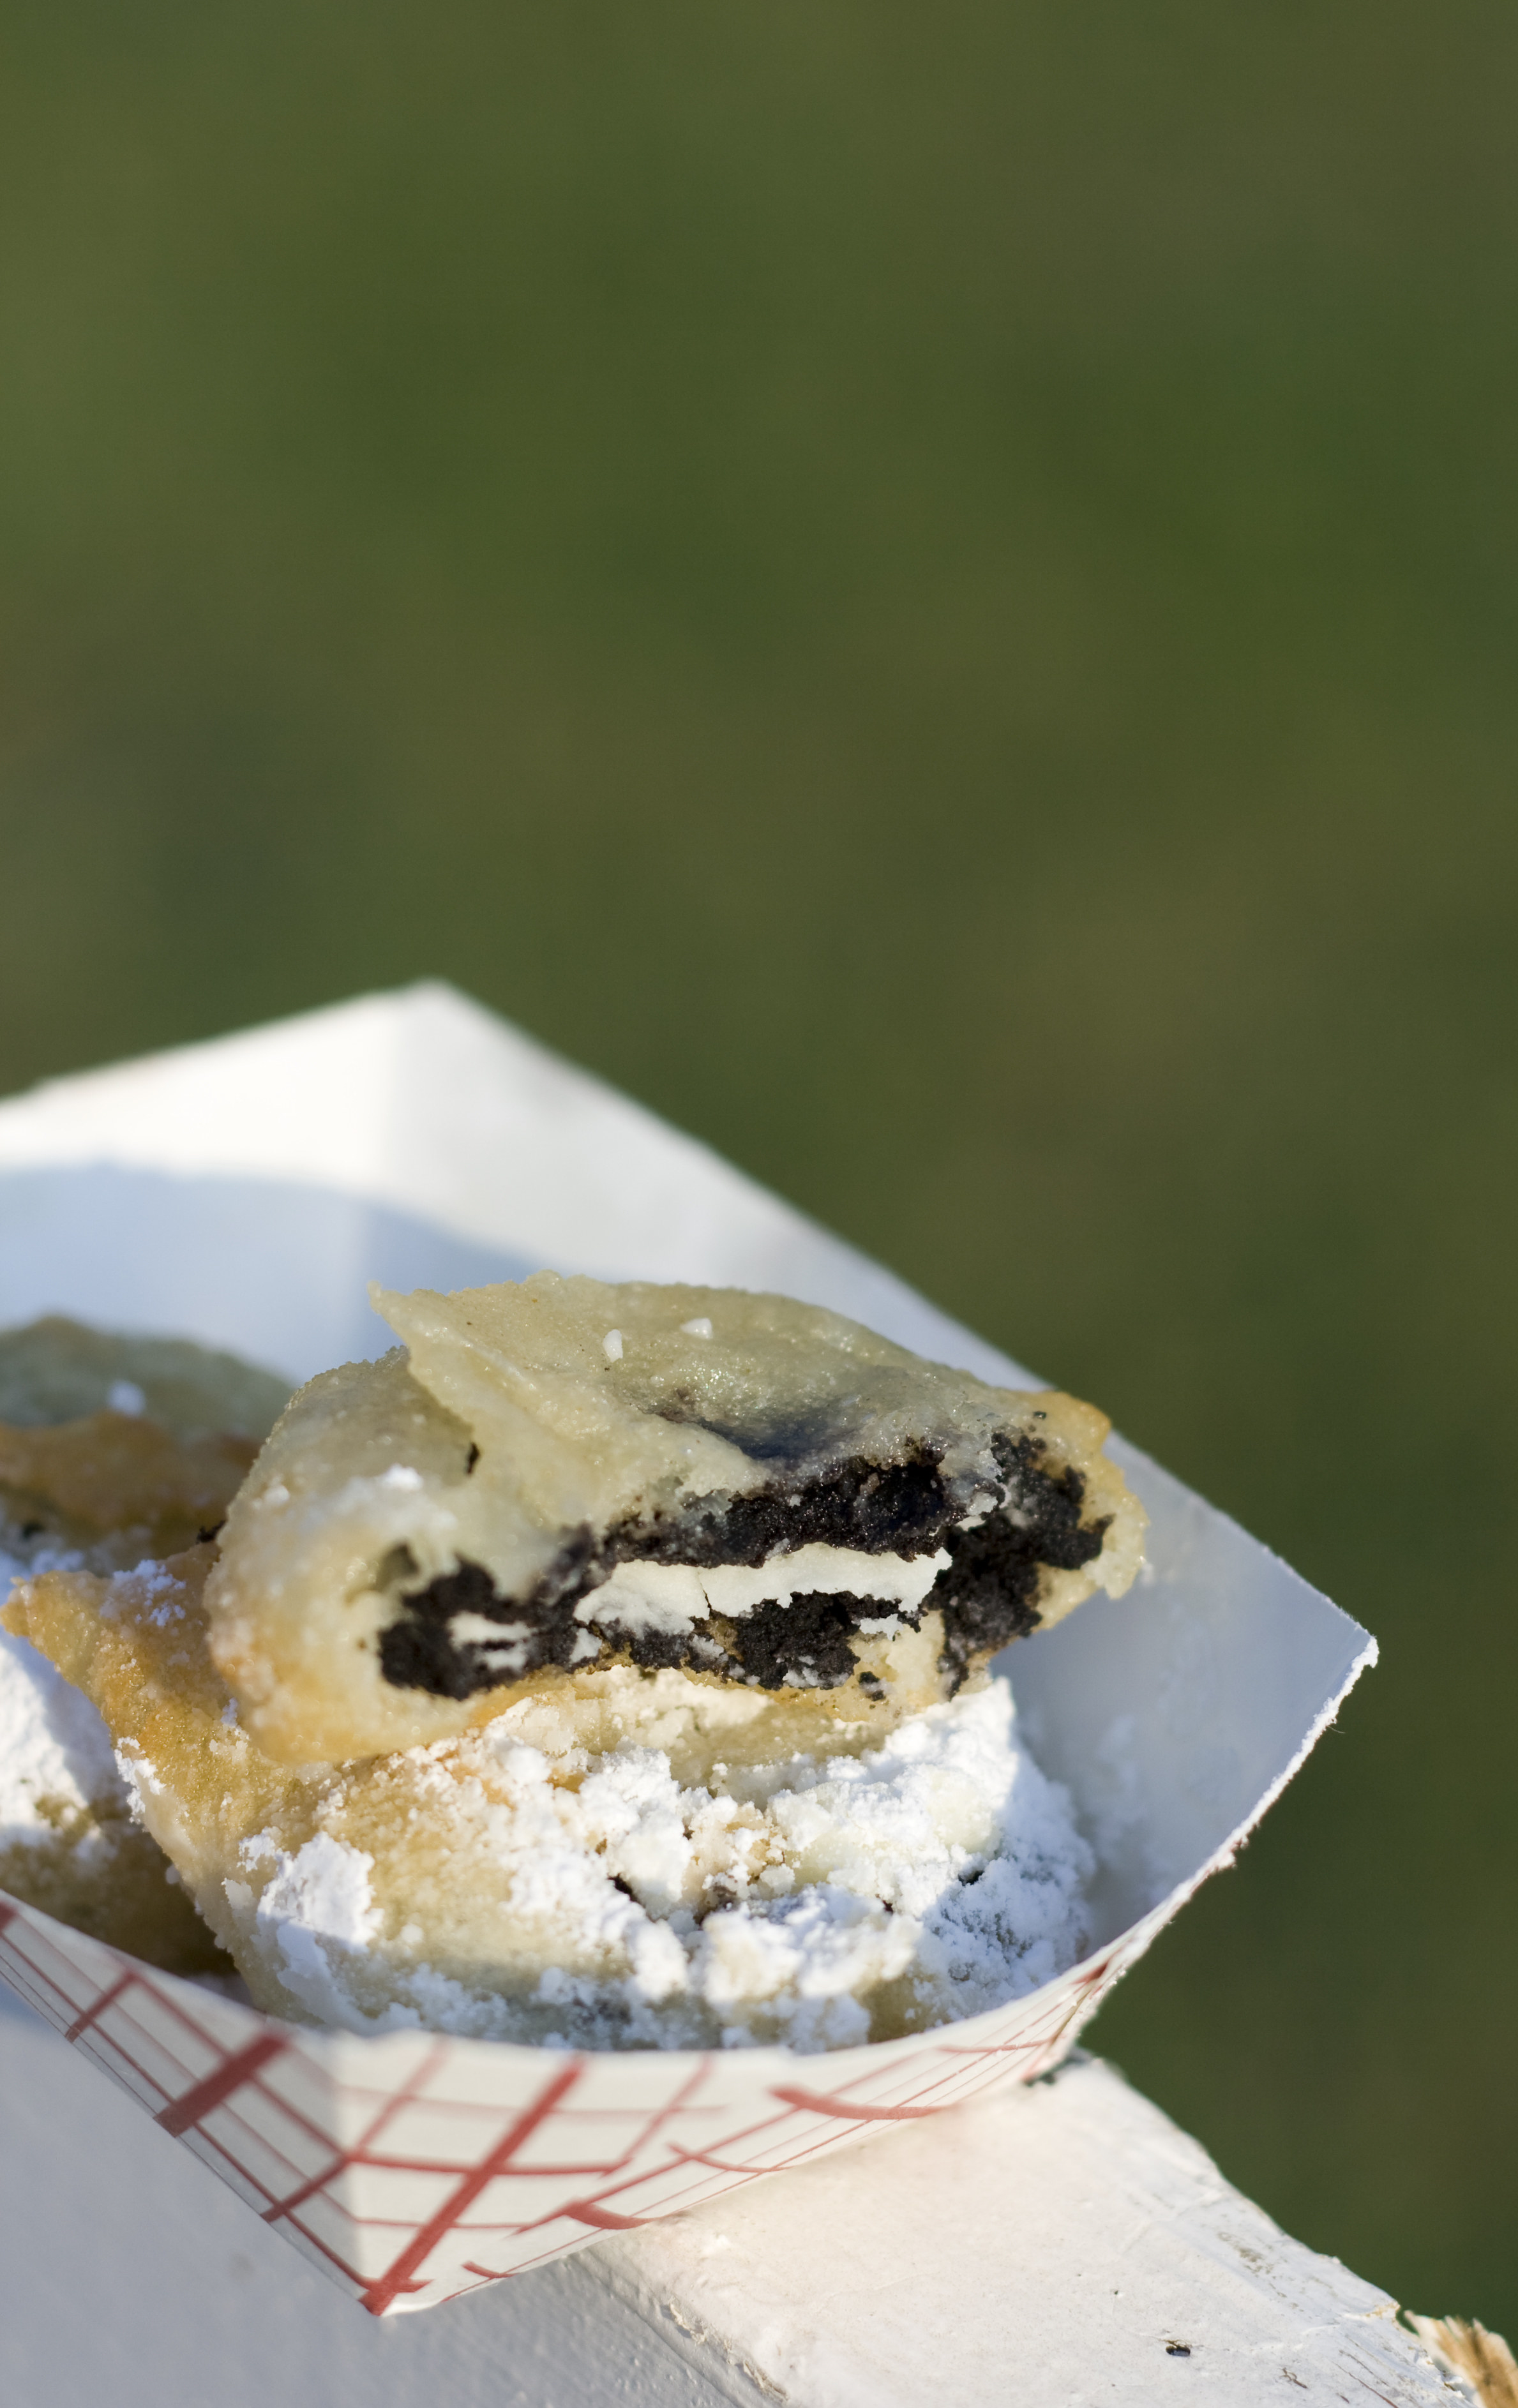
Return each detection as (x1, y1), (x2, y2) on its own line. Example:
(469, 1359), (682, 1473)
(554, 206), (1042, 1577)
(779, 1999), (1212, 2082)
(381, 1435), (1111, 1702)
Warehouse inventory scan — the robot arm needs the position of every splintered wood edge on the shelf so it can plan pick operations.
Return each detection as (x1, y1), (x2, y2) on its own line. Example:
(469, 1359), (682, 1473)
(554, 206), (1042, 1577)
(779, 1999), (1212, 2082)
(1405, 2316), (1518, 2408)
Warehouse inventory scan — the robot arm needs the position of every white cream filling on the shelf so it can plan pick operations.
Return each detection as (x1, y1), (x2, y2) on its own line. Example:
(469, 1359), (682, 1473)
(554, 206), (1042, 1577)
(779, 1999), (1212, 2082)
(444, 1611), (539, 1676)
(573, 1543), (951, 1643)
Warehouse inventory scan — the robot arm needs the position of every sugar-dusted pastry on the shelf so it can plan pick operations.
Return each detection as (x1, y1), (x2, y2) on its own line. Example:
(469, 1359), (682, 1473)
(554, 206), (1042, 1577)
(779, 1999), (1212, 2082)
(205, 1276), (1147, 1764)
(6, 1545), (1095, 2049)
(0, 1314), (294, 1563)
(0, 1316), (290, 1970)
(4, 1285), (1142, 2045)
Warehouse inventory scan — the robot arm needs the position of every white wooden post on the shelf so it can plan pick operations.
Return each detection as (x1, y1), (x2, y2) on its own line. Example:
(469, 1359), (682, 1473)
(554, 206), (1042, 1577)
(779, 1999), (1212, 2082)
(0, 1985), (1461, 2407)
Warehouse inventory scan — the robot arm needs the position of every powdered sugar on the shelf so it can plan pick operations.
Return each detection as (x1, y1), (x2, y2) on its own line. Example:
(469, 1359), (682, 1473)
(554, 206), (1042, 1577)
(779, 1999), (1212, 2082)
(0, 1530), (125, 1846)
(244, 1830), (384, 2029)
(230, 1671), (1095, 2052)
(529, 1677), (1097, 2051)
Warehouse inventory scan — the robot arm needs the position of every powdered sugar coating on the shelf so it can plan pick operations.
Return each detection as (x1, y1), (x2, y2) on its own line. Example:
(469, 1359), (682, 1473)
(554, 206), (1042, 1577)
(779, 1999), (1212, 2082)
(0, 1529), (227, 1968)
(0, 1526), (127, 1832)
(227, 1675), (1093, 2051)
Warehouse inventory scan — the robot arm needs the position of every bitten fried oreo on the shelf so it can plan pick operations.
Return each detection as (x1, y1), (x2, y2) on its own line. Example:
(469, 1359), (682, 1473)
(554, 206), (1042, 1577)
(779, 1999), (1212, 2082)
(205, 1277), (1146, 1765)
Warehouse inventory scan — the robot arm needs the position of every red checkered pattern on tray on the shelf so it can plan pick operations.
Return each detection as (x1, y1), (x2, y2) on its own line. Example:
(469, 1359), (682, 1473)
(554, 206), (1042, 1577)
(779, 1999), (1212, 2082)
(0, 1888), (1141, 2315)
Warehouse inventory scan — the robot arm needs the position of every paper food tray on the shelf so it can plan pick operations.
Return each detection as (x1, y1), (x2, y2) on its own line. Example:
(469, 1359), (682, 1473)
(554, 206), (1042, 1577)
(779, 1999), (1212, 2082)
(0, 985), (1375, 2315)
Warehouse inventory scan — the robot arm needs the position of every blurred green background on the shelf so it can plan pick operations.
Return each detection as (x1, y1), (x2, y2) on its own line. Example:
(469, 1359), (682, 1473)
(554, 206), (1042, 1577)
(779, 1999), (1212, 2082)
(1, 0), (1514, 2334)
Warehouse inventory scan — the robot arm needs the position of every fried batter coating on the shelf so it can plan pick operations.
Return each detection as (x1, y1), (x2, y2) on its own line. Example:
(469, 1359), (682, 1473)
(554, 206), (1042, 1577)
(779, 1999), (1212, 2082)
(0, 1315), (291, 1563)
(1, 1513), (232, 1970)
(0, 1315), (292, 1444)
(207, 1276), (1146, 1765)
(0, 1777), (225, 1972)
(0, 1417), (261, 1562)
(0, 1317), (290, 1971)
(5, 1550), (290, 1961)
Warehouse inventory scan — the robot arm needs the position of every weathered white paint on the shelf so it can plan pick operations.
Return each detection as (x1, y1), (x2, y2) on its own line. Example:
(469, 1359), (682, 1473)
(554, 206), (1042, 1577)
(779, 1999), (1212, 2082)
(590, 2054), (1466, 2407)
